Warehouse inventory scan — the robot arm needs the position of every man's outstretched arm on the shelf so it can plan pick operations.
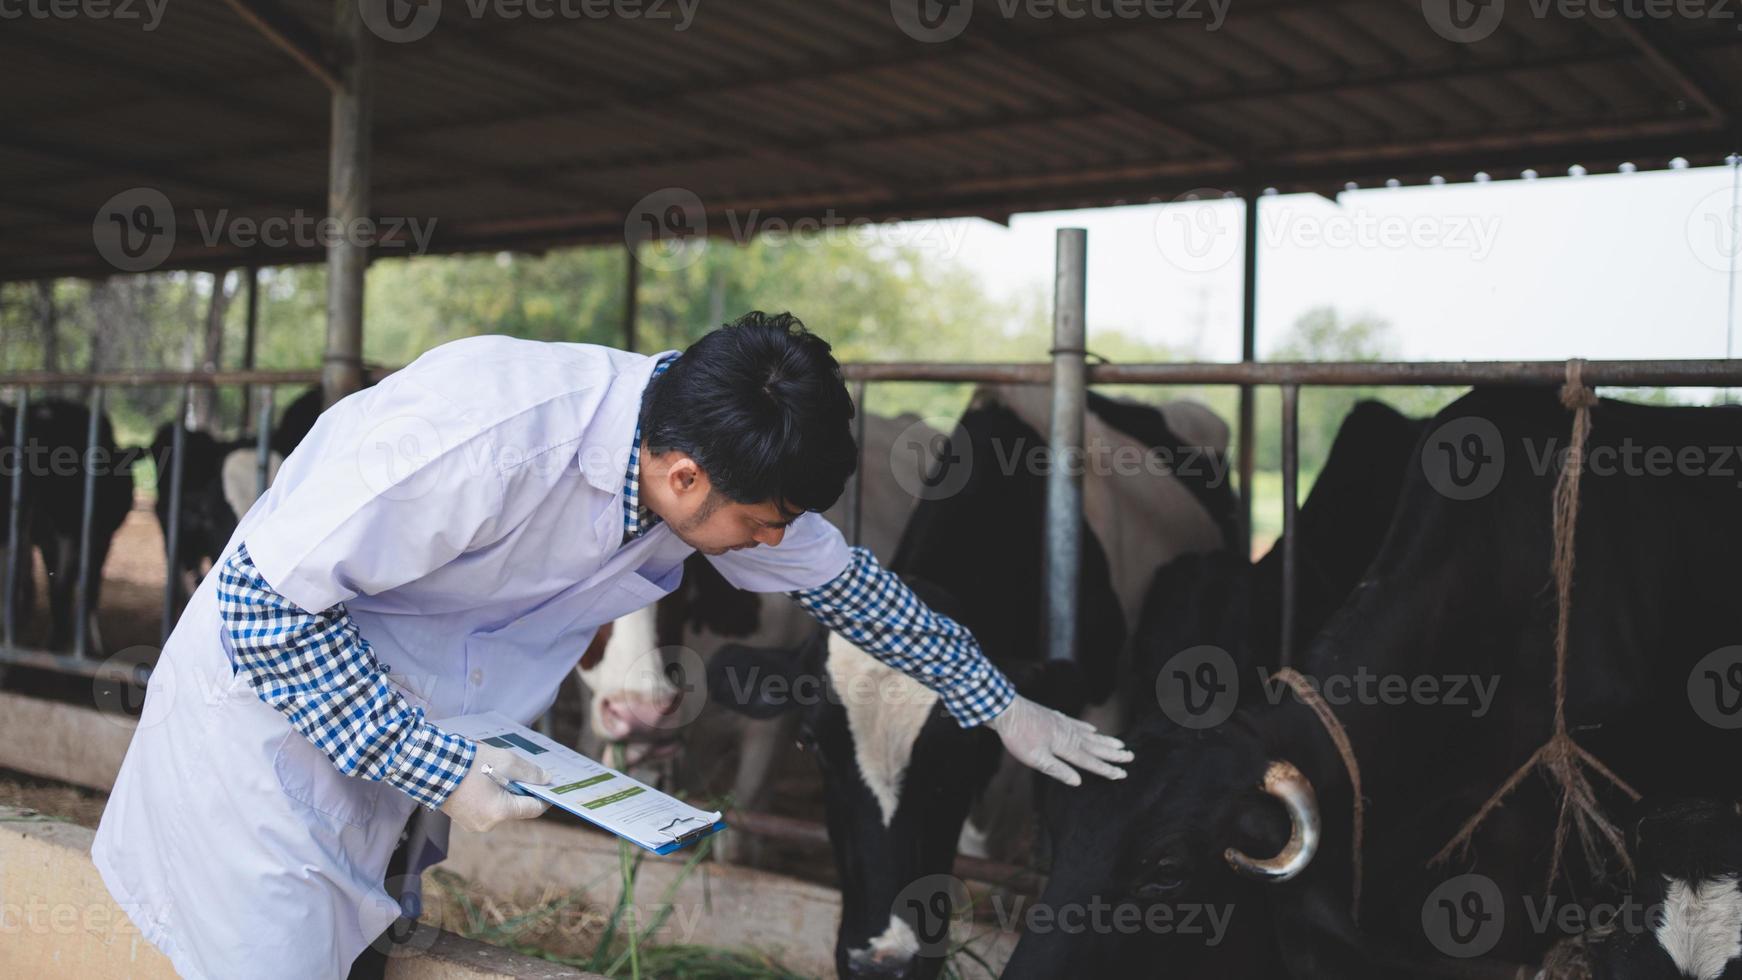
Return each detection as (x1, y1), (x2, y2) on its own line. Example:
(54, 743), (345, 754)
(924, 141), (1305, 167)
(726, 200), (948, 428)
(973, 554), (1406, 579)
(789, 546), (1131, 785)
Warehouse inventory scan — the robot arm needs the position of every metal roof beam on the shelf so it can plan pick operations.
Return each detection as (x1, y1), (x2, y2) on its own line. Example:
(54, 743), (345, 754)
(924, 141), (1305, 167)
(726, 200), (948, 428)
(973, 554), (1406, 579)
(217, 0), (343, 95)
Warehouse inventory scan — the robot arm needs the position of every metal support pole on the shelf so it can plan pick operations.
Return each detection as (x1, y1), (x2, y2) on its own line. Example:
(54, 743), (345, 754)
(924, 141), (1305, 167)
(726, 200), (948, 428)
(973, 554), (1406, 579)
(162, 386), (189, 644)
(240, 265), (260, 425)
(1279, 383), (1300, 668)
(624, 243), (640, 353)
(1238, 194), (1259, 559)
(5, 388), (28, 650)
(255, 385), (275, 498)
(74, 385), (102, 658)
(322, 0), (372, 409)
(848, 379), (868, 548)
(1046, 228), (1088, 665)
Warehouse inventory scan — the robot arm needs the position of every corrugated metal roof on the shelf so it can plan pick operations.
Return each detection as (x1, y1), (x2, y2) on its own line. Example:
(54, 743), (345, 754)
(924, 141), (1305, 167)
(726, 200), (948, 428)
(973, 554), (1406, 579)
(2, 0), (1737, 279)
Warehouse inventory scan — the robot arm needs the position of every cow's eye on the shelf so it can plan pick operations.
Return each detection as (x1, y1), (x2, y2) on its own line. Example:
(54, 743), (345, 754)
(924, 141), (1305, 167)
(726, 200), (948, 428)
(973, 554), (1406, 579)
(795, 728), (817, 753)
(1135, 859), (1187, 898)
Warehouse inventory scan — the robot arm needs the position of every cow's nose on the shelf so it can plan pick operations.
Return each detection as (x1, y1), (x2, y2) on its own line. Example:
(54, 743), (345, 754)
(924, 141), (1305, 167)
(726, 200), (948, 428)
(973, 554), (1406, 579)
(596, 690), (681, 740)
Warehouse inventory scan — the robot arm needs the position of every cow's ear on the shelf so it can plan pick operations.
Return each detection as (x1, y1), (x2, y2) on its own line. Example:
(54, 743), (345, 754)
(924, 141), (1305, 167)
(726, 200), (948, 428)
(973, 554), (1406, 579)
(707, 642), (811, 719)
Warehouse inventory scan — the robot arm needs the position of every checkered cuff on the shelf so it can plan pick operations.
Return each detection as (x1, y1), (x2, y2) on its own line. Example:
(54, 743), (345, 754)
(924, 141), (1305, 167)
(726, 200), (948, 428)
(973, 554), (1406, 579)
(217, 544), (475, 810)
(791, 547), (1017, 727)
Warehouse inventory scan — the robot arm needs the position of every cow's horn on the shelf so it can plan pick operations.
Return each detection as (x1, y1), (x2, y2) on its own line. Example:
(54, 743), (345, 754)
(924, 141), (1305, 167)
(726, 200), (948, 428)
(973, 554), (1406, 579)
(1223, 760), (1320, 883)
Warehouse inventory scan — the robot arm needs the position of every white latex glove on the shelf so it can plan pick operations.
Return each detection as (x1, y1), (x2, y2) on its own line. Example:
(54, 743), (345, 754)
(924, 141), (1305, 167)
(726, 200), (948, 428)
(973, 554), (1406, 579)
(438, 742), (554, 833)
(986, 695), (1133, 787)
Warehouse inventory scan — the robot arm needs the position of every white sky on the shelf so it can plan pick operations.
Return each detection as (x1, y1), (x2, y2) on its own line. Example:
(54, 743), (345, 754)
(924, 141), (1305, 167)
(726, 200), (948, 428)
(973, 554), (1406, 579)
(897, 162), (1742, 365)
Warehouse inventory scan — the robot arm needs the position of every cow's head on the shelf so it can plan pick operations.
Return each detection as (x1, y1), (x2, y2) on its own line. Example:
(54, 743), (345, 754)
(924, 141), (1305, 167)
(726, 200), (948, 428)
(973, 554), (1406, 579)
(1002, 709), (1352, 978)
(575, 607), (685, 749)
(709, 620), (1026, 979)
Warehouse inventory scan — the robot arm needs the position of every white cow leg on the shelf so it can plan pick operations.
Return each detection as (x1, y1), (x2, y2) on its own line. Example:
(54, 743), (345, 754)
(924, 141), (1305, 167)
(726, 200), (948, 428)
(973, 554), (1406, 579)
(715, 713), (795, 865)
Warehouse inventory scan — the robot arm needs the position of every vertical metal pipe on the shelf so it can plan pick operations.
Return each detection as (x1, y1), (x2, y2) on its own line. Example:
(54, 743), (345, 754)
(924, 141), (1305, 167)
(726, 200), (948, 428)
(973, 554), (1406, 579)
(1279, 383), (1300, 668)
(848, 379), (868, 548)
(1046, 228), (1088, 665)
(255, 385), (275, 498)
(323, 0), (372, 409)
(624, 243), (640, 353)
(74, 384), (103, 658)
(5, 388), (28, 651)
(1238, 193), (1259, 559)
(162, 386), (189, 644)
(240, 265), (261, 425)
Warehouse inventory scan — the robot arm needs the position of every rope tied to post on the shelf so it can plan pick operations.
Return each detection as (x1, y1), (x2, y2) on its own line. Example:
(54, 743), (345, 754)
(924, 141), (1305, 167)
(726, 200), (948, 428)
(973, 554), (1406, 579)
(1274, 667), (1365, 924)
(1431, 359), (1641, 892)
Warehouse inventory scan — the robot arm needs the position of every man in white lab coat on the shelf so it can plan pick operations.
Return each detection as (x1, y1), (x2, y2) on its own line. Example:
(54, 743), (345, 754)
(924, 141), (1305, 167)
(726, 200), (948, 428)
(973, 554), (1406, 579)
(92, 312), (1130, 979)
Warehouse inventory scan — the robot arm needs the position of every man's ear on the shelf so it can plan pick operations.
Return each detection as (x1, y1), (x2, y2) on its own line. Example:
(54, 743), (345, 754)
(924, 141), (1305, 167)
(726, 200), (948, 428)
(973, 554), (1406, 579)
(663, 452), (705, 496)
(707, 642), (814, 719)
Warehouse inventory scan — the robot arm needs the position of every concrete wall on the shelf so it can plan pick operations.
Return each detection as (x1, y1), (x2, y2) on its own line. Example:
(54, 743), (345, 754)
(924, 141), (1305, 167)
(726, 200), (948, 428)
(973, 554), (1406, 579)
(0, 804), (597, 980)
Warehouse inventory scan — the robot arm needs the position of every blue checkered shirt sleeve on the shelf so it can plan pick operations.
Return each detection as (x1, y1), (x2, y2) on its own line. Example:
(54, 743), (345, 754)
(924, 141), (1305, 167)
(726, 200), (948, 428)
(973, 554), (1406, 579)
(791, 546), (1016, 727)
(215, 543), (475, 810)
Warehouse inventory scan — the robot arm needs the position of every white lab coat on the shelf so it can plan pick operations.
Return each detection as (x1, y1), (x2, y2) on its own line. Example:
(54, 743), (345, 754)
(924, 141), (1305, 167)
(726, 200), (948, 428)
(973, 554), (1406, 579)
(91, 337), (849, 979)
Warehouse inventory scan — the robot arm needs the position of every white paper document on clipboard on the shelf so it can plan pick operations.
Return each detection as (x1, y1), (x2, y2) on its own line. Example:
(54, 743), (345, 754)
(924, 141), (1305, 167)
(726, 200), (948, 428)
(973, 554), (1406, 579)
(437, 711), (725, 854)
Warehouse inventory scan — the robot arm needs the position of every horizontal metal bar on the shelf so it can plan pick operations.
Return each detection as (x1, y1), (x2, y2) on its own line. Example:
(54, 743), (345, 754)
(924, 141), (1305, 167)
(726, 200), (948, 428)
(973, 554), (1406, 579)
(729, 809), (1040, 890)
(4, 358), (1740, 390)
(0, 369), (335, 387)
(0, 644), (152, 685)
(844, 359), (1742, 387)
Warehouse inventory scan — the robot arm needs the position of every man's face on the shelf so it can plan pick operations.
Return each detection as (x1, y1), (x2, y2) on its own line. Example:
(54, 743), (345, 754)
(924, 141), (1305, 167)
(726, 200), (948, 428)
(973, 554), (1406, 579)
(644, 449), (801, 556)
(669, 493), (798, 556)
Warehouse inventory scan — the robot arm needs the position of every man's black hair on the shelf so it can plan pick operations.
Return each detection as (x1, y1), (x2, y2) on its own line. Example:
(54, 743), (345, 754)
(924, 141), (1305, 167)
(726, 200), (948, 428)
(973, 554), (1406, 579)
(639, 311), (858, 515)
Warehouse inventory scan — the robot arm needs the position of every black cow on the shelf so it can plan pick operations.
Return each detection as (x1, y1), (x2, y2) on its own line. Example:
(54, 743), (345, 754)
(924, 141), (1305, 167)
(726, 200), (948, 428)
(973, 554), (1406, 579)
(1006, 388), (1742, 979)
(2, 399), (137, 652)
(152, 385), (344, 599)
(710, 389), (1235, 980)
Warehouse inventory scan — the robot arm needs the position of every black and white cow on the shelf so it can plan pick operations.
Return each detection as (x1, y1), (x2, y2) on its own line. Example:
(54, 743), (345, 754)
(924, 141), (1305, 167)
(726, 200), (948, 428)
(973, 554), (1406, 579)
(1006, 388), (1742, 979)
(709, 386), (1236, 979)
(2, 398), (138, 652)
(1565, 797), (1742, 980)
